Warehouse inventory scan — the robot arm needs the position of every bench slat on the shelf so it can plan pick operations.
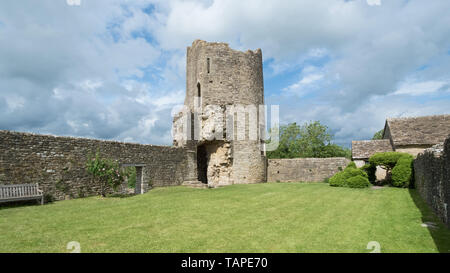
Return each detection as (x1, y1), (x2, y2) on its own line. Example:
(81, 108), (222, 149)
(0, 184), (42, 200)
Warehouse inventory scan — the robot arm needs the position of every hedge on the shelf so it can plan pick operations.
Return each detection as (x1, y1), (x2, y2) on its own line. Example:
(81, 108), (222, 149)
(391, 155), (414, 188)
(346, 175), (371, 188)
(368, 152), (414, 188)
(369, 152), (412, 170)
(329, 164), (370, 188)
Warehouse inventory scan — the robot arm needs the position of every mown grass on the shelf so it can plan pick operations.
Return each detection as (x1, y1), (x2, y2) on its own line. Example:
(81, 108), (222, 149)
(1, 183), (449, 253)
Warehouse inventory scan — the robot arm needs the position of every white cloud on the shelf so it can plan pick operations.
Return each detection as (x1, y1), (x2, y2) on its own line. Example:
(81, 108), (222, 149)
(393, 80), (449, 96)
(1, 0), (450, 146)
(283, 73), (324, 96)
(367, 0), (381, 6)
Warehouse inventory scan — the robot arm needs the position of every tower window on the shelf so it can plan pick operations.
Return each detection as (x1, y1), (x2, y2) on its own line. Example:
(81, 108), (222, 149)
(207, 58), (210, 74)
(197, 82), (201, 98)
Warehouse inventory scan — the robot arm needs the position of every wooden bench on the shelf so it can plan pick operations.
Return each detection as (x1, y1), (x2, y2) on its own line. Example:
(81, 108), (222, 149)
(0, 184), (44, 205)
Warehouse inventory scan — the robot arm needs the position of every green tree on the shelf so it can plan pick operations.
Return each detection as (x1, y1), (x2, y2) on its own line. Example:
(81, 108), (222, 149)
(267, 121), (351, 159)
(372, 129), (384, 140)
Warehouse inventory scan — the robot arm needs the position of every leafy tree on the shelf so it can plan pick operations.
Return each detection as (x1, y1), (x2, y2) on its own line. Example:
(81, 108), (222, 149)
(372, 129), (384, 140)
(267, 121), (351, 159)
(297, 121), (333, 158)
(320, 144), (352, 159)
(86, 151), (129, 197)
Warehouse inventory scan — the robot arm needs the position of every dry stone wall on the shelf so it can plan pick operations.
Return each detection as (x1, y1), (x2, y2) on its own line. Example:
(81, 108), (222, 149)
(0, 130), (188, 201)
(268, 158), (350, 183)
(414, 137), (450, 228)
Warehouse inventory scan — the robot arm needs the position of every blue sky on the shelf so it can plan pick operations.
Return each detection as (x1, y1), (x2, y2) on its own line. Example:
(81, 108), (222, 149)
(0, 0), (449, 147)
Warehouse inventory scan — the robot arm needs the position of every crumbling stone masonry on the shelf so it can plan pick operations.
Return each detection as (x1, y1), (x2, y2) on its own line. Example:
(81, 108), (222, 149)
(414, 136), (450, 228)
(173, 40), (267, 188)
(0, 130), (189, 201)
(268, 158), (350, 183)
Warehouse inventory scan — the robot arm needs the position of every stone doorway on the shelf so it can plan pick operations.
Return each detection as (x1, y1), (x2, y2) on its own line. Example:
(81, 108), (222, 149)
(121, 164), (145, 194)
(197, 145), (208, 184)
(196, 142), (233, 187)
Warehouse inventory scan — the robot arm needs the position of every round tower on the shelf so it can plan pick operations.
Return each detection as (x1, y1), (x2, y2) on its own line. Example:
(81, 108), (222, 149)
(176, 40), (267, 187)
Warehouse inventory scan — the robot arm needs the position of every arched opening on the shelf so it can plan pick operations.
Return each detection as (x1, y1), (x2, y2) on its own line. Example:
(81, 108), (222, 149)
(197, 82), (201, 98)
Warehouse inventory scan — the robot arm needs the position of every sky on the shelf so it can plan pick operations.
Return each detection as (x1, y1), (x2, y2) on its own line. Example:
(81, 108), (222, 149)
(0, 0), (449, 147)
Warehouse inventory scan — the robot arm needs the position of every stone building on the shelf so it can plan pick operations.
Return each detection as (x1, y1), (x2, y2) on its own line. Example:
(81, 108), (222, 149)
(383, 114), (450, 157)
(173, 40), (267, 188)
(351, 140), (393, 167)
(351, 139), (393, 180)
(351, 114), (450, 180)
(352, 114), (450, 161)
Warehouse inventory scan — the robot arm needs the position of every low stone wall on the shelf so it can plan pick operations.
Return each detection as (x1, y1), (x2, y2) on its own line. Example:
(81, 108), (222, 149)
(0, 130), (188, 201)
(267, 158), (350, 183)
(414, 137), (450, 228)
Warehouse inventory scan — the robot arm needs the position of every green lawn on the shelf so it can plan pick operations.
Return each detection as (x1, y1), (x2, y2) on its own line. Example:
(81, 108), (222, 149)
(1, 183), (449, 253)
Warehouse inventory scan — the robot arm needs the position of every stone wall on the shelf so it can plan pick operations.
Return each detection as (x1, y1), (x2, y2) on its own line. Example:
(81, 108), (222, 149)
(267, 158), (350, 183)
(395, 145), (432, 158)
(414, 137), (450, 227)
(0, 130), (188, 201)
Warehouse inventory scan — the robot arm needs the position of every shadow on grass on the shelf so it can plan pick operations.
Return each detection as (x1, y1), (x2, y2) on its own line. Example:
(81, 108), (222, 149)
(106, 193), (136, 199)
(0, 199), (43, 210)
(409, 189), (450, 253)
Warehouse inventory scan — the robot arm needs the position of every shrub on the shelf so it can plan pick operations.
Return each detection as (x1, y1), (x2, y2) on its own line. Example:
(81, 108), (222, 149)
(86, 151), (130, 197)
(369, 152), (411, 171)
(346, 175), (371, 188)
(329, 166), (368, 188)
(361, 163), (376, 184)
(346, 161), (357, 169)
(346, 167), (368, 178)
(369, 152), (414, 188)
(329, 171), (347, 187)
(391, 155), (413, 188)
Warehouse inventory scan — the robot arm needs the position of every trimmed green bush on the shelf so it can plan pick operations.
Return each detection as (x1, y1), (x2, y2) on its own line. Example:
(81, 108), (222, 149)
(361, 163), (377, 184)
(329, 171), (347, 187)
(346, 175), (371, 188)
(329, 165), (369, 188)
(368, 152), (414, 188)
(369, 152), (411, 171)
(346, 161), (357, 169)
(391, 155), (413, 188)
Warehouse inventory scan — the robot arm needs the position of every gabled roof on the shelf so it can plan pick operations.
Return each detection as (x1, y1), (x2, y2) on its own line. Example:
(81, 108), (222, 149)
(384, 114), (450, 146)
(351, 140), (393, 160)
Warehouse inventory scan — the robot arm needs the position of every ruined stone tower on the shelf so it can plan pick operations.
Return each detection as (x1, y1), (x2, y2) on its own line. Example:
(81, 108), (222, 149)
(173, 40), (267, 188)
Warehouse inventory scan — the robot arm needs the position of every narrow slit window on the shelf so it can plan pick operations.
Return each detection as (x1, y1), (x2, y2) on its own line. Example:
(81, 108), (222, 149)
(197, 82), (201, 98)
(207, 58), (210, 74)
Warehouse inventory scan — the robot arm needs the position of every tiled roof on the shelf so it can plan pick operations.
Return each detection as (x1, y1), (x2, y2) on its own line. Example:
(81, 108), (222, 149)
(385, 114), (450, 146)
(352, 140), (393, 160)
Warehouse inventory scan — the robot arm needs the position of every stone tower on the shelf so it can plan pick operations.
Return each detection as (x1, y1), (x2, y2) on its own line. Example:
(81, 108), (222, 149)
(173, 40), (267, 188)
